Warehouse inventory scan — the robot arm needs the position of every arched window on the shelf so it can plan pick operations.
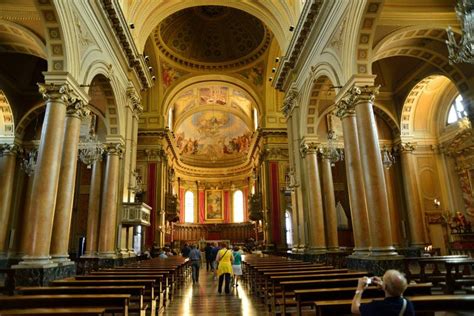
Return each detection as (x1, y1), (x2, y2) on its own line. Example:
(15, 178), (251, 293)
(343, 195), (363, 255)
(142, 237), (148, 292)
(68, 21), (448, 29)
(447, 94), (467, 124)
(184, 190), (194, 223)
(253, 107), (258, 131)
(233, 190), (244, 223)
(168, 108), (173, 131)
(285, 210), (293, 247)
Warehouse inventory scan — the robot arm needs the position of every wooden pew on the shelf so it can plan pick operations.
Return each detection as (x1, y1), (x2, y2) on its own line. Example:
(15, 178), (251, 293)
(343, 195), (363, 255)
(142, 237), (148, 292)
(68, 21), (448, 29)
(0, 307), (106, 315)
(294, 283), (432, 316)
(314, 294), (474, 316)
(268, 271), (367, 312)
(17, 286), (146, 316)
(0, 294), (130, 316)
(279, 277), (362, 315)
(403, 255), (467, 283)
(443, 258), (474, 294)
(50, 279), (155, 314)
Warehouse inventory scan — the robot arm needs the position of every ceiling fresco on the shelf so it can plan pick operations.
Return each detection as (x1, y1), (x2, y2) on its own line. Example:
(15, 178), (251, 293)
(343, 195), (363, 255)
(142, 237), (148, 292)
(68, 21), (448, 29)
(175, 110), (252, 166)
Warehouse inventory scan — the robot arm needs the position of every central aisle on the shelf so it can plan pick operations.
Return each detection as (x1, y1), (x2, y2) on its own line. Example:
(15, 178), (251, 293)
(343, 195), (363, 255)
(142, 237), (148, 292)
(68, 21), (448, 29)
(159, 267), (269, 315)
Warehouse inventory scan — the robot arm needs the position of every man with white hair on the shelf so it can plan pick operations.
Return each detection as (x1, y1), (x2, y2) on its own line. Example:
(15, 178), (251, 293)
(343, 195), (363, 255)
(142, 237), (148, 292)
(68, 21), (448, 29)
(351, 269), (415, 315)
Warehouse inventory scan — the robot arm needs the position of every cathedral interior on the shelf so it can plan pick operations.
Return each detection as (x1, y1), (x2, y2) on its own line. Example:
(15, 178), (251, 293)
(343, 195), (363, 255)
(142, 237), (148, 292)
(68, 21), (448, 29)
(1, 0), (474, 311)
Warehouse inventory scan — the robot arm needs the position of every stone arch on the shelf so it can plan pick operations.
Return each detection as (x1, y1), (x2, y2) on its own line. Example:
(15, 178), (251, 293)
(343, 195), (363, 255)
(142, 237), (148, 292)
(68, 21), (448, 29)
(352, 0), (384, 75)
(0, 20), (46, 59)
(162, 74), (263, 117)
(371, 27), (471, 97)
(401, 75), (458, 139)
(87, 74), (121, 138)
(34, 0), (68, 72)
(0, 90), (15, 142)
(299, 64), (341, 138)
(15, 102), (44, 141)
(128, 0), (295, 53)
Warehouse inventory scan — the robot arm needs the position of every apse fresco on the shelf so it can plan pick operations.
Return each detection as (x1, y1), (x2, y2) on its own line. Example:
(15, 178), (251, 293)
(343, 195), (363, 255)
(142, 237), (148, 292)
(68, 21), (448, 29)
(175, 110), (252, 159)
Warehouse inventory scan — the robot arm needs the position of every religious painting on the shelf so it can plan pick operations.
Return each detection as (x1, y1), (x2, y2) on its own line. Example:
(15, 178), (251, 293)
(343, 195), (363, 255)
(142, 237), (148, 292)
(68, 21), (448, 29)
(205, 190), (223, 221)
(161, 62), (187, 89)
(239, 62), (264, 87)
(174, 110), (252, 159)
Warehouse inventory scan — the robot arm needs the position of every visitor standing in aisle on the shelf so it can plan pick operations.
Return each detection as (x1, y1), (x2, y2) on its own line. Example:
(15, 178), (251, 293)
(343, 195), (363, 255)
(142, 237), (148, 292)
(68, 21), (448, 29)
(216, 243), (233, 294)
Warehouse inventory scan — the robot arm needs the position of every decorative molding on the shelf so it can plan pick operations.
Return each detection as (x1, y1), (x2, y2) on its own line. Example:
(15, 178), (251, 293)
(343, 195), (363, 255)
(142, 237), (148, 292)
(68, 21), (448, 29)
(126, 81), (143, 116)
(300, 141), (319, 158)
(100, 0), (153, 90)
(398, 142), (417, 153)
(37, 83), (76, 103)
(281, 85), (299, 118)
(66, 99), (90, 119)
(103, 142), (124, 157)
(274, 0), (324, 91)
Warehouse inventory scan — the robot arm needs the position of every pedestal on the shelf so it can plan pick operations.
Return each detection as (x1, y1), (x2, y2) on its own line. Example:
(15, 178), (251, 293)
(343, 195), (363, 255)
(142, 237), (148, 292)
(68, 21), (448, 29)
(346, 255), (404, 276)
(12, 261), (76, 286)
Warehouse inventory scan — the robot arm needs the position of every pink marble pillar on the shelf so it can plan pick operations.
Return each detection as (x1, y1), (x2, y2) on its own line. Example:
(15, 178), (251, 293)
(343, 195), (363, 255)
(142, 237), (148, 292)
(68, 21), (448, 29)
(83, 158), (103, 257)
(0, 145), (18, 258)
(335, 100), (370, 255)
(50, 101), (89, 262)
(301, 143), (326, 252)
(17, 83), (72, 267)
(97, 143), (123, 258)
(400, 143), (426, 247)
(320, 151), (339, 250)
(353, 86), (397, 256)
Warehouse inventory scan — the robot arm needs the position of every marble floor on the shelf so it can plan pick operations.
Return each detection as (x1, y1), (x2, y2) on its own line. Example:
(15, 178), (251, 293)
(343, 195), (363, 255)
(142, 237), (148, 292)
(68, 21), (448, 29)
(159, 268), (269, 316)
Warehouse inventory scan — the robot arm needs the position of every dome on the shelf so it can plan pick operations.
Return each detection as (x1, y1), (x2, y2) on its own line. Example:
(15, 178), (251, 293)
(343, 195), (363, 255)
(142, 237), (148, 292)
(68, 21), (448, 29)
(154, 6), (270, 70)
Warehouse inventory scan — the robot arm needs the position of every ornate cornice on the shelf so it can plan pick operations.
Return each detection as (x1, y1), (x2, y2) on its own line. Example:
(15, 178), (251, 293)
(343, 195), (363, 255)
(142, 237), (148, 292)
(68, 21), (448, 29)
(100, 0), (153, 90)
(274, 0), (324, 91)
(66, 100), (90, 119)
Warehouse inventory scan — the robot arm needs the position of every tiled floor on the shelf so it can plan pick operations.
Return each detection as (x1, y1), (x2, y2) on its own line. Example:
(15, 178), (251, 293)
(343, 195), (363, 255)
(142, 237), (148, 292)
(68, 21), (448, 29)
(159, 268), (269, 315)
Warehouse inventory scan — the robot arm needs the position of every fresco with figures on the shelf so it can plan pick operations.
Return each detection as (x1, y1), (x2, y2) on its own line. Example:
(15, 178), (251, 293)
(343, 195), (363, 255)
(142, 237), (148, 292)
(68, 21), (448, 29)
(175, 110), (251, 159)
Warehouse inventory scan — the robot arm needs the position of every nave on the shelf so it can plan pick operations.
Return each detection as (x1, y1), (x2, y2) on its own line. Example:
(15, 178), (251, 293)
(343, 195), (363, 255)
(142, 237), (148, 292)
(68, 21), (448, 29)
(159, 267), (268, 316)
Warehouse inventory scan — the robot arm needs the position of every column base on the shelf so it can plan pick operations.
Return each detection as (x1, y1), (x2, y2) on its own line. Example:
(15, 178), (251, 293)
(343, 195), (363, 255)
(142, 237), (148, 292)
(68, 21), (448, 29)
(12, 262), (76, 286)
(97, 257), (122, 269)
(396, 246), (425, 257)
(76, 257), (99, 275)
(51, 255), (72, 264)
(304, 250), (327, 264)
(12, 256), (58, 269)
(352, 247), (371, 256)
(347, 254), (404, 275)
(97, 252), (117, 259)
(369, 246), (399, 256)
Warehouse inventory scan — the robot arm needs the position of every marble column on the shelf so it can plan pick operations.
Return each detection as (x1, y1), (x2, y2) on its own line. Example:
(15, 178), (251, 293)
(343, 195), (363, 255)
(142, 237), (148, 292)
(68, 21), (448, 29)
(301, 143), (326, 252)
(83, 158), (103, 257)
(0, 144), (18, 258)
(353, 86), (397, 256)
(16, 83), (71, 267)
(97, 143), (124, 258)
(399, 143), (426, 247)
(383, 163), (402, 248)
(50, 101), (89, 262)
(321, 150), (339, 250)
(335, 99), (370, 255)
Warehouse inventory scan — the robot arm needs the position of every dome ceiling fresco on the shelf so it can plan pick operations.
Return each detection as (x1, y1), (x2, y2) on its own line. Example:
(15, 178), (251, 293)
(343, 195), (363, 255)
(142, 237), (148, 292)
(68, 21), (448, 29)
(154, 5), (270, 69)
(171, 84), (256, 168)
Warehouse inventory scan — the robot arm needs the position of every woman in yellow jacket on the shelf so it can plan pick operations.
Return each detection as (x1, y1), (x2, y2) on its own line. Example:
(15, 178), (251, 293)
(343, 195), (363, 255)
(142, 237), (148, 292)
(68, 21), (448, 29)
(216, 242), (233, 294)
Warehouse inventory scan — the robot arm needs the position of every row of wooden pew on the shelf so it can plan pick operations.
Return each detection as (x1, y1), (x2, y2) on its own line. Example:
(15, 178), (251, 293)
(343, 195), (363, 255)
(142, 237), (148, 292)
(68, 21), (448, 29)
(242, 254), (474, 315)
(0, 256), (191, 315)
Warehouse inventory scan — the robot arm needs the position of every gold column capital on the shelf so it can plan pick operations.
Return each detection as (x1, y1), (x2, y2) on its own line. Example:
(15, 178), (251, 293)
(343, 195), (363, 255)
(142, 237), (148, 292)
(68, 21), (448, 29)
(0, 143), (20, 156)
(37, 82), (78, 103)
(300, 142), (319, 158)
(104, 143), (125, 157)
(66, 99), (90, 119)
(398, 142), (417, 153)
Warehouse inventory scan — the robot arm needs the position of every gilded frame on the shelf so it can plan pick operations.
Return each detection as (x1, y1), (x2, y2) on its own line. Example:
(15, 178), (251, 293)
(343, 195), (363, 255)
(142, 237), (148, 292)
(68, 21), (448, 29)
(205, 190), (224, 221)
